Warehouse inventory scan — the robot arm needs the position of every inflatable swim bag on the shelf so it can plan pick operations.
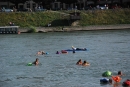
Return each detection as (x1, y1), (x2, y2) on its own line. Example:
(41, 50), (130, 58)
(46, 52), (49, 55)
(100, 78), (109, 84)
(112, 76), (121, 82)
(102, 71), (112, 77)
(27, 63), (32, 66)
(122, 79), (130, 87)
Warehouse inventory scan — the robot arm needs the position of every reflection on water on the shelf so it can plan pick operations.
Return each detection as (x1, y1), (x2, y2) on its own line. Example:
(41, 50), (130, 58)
(0, 29), (130, 87)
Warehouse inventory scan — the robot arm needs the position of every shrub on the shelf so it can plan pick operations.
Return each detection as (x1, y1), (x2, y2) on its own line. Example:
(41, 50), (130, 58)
(27, 26), (36, 33)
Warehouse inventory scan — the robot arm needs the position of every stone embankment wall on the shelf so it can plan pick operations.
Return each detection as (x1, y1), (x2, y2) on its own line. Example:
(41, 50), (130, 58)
(19, 24), (130, 33)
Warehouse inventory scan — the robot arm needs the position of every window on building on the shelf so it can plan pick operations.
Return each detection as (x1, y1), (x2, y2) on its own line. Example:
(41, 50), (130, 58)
(1, 5), (7, 9)
(55, 3), (58, 10)
(33, 3), (36, 9)
(19, 5), (23, 9)
(27, 4), (30, 8)
(10, 5), (15, 9)
(60, 3), (63, 9)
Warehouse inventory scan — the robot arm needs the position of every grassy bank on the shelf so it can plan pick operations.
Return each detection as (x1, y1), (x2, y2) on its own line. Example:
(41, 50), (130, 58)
(0, 9), (130, 28)
(79, 9), (130, 26)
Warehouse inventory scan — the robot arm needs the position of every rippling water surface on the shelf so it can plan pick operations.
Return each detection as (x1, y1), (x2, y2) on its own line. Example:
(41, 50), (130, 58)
(0, 29), (130, 87)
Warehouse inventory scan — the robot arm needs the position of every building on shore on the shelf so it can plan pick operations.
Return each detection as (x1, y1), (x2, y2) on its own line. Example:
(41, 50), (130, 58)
(0, 0), (130, 11)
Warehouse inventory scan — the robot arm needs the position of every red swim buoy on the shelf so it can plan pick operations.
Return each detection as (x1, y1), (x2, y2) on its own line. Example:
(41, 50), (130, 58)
(122, 79), (130, 86)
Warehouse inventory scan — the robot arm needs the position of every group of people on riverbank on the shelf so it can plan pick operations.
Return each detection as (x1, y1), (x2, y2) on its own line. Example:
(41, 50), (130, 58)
(9, 22), (15, 26)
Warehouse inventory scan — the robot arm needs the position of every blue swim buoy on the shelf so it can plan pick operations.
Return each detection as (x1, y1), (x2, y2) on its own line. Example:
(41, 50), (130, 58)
(46, 52), (49, 55)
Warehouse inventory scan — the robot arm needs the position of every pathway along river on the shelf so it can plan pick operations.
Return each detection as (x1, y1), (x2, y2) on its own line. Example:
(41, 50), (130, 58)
(0, 29), (130, 87)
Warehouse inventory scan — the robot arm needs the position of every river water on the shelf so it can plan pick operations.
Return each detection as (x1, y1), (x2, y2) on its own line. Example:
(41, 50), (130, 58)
(0, 29), (130, 87)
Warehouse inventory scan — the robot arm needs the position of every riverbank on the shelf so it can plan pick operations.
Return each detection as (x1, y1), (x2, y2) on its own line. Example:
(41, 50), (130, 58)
(19, 24), (130, 33)
(0, 9), (130, 28)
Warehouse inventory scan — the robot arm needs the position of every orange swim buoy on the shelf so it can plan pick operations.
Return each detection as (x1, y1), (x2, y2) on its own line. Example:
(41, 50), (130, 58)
(112, 76), (121, 82)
